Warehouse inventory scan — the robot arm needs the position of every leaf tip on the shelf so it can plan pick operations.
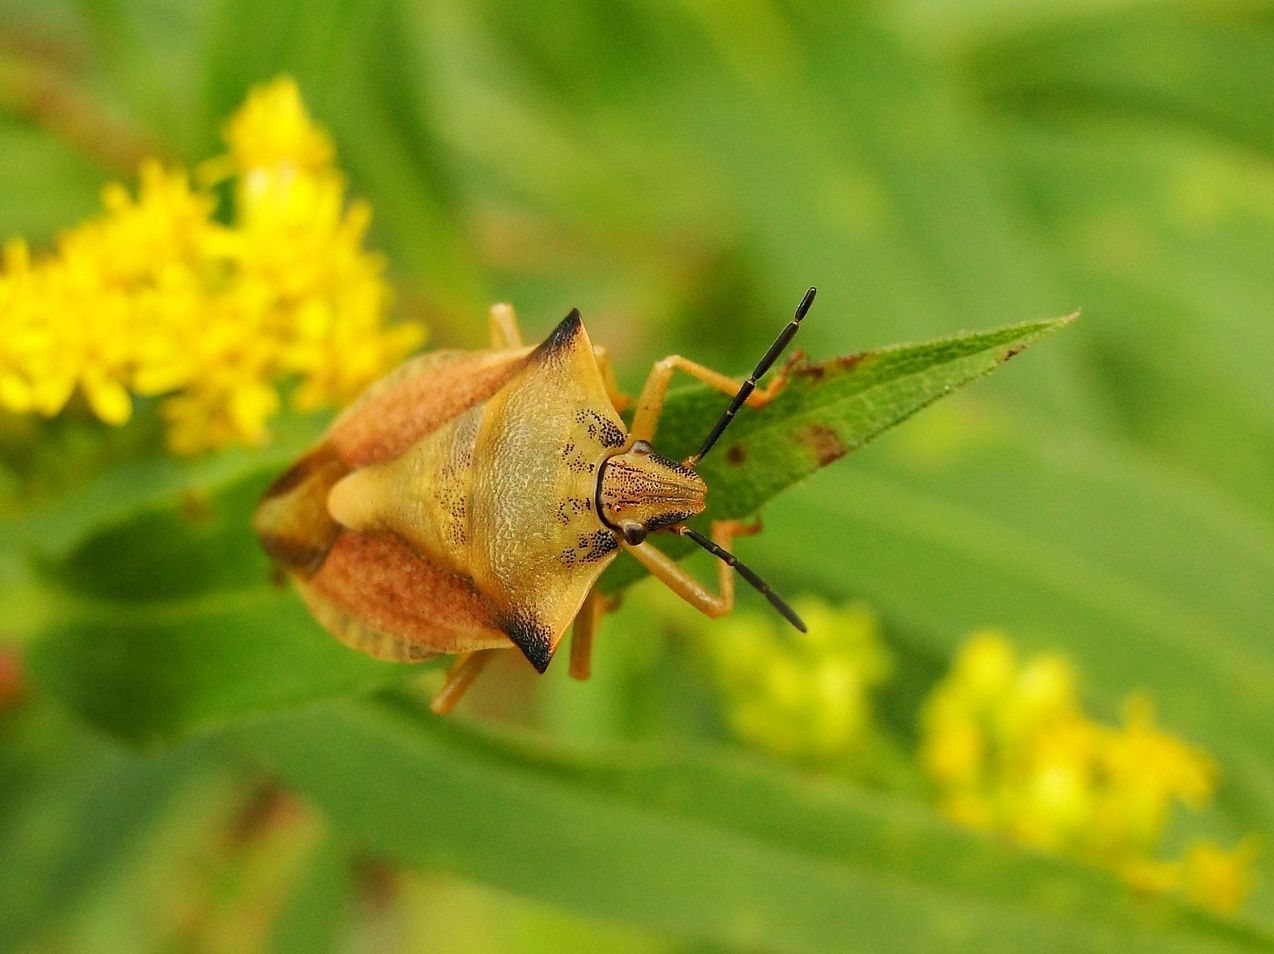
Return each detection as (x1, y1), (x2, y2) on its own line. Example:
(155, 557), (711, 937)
(999, 311), (1078, 364)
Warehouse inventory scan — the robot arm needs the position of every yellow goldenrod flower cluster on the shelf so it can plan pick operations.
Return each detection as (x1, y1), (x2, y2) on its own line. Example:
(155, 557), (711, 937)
(700, 598), (892, 763)
(920, 630), (1258, 914)
(0, 77), (423, 454)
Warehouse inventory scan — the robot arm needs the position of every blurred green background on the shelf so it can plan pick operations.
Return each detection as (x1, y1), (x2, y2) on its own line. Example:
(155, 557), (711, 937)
(2, 0), (1273, 951)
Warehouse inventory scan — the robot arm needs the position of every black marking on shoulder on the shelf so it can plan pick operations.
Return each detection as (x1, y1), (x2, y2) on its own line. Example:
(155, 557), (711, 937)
(555, 495), (593, 526)
(559, 528), (618, 567)
(504, 615), (555, 673)
(532, 309), (583, 361)
(574, 408), (625, 448)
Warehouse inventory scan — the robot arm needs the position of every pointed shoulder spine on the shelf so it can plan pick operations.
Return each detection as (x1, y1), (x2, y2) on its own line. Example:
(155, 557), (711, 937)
(503, 615), (555, 673)
(531, 309), (584, 362)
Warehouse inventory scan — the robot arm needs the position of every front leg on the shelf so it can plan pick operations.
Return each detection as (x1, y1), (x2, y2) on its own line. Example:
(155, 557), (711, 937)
(630, 288), (814, 456)
(622, 519), (762, 618)
(592, 344), (631, 415)
(629, 355), (794, 447)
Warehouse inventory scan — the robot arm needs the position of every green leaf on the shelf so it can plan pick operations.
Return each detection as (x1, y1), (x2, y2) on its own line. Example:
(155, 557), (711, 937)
(970, 13), (1274, 159)
(601, 313), (1073, 591)
(239, 701), (1274, 954)
(29, 585), (413, 746)
(266, 836), (356, 954)
(990, 116), (1274, 518)
(0, 706), (213, 951)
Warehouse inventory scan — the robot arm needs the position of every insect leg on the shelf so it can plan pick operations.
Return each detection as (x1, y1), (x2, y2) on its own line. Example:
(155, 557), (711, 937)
(629, 355), (797, 444)
(621, 519), (761, 618)
(429, 649), (499, 714)
(488, 303), (524, 349)
(568, 586), (608, 680)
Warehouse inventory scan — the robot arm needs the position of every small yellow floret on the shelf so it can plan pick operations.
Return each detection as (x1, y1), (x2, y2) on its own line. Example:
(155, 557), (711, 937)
(223, 76), (334, 177)
(1179, 837), (1260, 915)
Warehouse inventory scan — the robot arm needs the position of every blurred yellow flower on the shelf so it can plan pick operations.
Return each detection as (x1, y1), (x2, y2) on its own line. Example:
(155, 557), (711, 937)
(921, 631), (1256, 914)
(0, 76), (423, 453)
(700, 598), (892, 765)
(1179, 836), (1262, 915)
(1121, 837), (1262, 915)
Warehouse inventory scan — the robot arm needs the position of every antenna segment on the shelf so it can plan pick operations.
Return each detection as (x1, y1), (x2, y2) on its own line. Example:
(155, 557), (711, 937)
(679, 526), (806, 632)
(688, 286), (817, 466)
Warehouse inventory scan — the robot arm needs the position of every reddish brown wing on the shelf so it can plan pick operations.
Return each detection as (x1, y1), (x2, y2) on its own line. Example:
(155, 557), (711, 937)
(296, 531), (510, 661)
(327, 347), (532, 468)
(255, 345), (535, 661)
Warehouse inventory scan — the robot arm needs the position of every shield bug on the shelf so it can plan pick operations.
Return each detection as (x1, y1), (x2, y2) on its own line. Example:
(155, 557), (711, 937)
(254, 289), (816, 712)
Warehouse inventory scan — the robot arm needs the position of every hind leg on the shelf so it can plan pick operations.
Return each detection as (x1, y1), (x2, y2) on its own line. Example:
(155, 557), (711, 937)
(429, 650), (499, 714)
(569, 586), (621, 680)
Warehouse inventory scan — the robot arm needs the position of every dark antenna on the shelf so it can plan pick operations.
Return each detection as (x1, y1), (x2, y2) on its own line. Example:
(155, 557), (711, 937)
(686, 286), (817, 466)
(679, 526), (807, 633)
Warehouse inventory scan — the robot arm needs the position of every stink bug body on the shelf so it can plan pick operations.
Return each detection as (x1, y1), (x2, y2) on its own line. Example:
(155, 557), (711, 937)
(254, 290), (816, 712)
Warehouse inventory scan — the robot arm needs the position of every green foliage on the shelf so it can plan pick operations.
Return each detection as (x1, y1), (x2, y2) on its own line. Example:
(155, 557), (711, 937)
(2, 0), (1273, 950)
(241, 700), (1269, 954)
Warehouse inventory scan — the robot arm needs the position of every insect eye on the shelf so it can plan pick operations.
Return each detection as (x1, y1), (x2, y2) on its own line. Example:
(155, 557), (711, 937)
(620, 522), (647, 546)
(631, 440), (652, 456)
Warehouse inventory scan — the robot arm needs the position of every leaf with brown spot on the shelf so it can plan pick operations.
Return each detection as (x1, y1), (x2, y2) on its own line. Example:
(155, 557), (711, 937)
(600, 312), (1076, 591)
(800, 423), (848, 467)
